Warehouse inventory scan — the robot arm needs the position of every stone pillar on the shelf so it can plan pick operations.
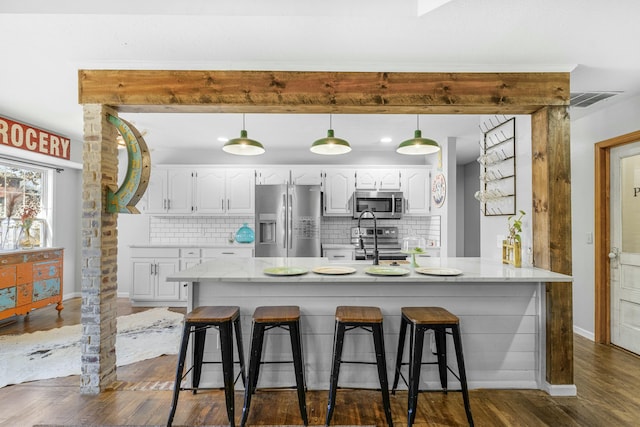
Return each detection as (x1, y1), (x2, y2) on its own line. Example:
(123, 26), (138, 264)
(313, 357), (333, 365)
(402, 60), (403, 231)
(80, 104), (119, 394)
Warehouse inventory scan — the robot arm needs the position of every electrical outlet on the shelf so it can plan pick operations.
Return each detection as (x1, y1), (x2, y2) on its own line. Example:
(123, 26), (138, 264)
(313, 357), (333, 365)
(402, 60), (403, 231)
(586, 232), (593, 244)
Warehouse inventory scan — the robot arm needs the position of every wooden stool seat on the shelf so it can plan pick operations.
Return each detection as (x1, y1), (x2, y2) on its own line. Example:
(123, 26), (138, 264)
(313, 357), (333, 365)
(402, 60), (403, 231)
(253, 305), (300, 323)
(401, 307), (459, 325)
(326, 306), (393, 427)
(335, 305), (383, 323)
(186, 305), (240, 323)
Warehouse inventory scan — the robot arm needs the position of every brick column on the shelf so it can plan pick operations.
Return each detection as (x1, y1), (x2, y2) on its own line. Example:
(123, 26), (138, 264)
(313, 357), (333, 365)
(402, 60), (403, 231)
(80, 104), (119, 394)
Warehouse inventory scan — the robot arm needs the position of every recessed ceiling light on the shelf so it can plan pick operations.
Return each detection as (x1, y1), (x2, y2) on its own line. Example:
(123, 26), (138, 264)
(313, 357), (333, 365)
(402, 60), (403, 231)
(218, 136), (229, 143)
(380, 137), (393, 143)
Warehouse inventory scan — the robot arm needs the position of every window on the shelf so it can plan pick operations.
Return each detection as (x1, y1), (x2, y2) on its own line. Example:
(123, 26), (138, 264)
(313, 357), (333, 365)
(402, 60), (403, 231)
(0, 162), (48, 249)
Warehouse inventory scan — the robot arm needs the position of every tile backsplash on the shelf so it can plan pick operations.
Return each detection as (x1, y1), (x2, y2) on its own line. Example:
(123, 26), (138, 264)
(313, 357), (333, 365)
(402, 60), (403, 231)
(150, 215), (441, 246)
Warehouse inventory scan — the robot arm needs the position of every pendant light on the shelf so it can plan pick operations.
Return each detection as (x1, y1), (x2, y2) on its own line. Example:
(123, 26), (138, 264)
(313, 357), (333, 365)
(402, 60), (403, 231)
(396, 115), (440, 155)
(310, 114), (352, 155)
(223, 114), (265, 156)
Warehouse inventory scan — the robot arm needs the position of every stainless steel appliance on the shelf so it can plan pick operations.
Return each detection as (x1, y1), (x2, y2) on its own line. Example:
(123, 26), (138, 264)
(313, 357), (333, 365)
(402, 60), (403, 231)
(352, 191), (403, 219)
(255, 184), (322, 257)
(351, 226), (407, 261)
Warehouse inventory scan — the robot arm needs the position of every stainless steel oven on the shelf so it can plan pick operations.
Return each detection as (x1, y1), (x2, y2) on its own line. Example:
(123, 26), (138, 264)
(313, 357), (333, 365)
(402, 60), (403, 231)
(352, 191), (403, 219)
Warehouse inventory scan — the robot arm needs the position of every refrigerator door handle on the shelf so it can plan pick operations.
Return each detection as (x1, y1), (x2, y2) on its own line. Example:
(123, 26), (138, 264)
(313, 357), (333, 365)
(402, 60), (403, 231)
(283, 193), (288, 249)
(288, 193), (293, 250)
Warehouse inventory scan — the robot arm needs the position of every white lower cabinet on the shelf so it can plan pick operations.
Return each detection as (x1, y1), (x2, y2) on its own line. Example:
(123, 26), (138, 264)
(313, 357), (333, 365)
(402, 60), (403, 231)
(323, 248), (355, 261)
(131, 248), (180, 305)
(131, 246), (254, 306)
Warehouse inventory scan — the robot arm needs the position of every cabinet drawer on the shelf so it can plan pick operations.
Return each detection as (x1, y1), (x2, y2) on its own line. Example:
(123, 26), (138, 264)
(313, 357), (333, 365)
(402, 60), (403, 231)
(131, 247), (180, 258)
(0, 286), (17, 311)
(179, 248), (201, 258)
(202, 247), (253, 258)
(16, 283), (33, 306)
(0, 266), (16, 288)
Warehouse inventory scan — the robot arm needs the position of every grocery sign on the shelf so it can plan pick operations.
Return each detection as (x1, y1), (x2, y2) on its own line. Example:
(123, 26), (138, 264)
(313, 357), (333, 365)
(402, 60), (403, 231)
(0, 115), (71, 160)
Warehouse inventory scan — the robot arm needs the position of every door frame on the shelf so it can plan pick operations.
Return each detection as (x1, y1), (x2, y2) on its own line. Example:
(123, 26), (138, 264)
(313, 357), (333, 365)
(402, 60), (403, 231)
(594, 129), (640, 343)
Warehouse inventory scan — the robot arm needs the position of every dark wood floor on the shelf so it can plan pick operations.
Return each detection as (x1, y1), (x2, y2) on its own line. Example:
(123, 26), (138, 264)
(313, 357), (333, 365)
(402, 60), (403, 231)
(1, 298), (639, 426)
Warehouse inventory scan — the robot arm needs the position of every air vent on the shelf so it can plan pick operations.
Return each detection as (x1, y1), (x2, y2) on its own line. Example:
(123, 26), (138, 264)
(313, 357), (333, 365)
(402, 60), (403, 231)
(570, 91), (622, 108)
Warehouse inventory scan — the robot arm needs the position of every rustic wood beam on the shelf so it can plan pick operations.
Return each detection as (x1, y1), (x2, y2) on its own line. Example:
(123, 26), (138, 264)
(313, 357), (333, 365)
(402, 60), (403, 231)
(78, 70), (569, 114)
(531, 105), (573, 385)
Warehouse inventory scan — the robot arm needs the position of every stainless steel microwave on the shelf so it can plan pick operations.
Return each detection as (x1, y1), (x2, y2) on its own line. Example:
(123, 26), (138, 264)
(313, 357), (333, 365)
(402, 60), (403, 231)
(352, 191), (403, 219)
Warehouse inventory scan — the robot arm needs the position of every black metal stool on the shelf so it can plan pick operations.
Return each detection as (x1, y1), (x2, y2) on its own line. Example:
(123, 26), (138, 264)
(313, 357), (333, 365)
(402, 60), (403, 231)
(240, 305), (308, 427)
(325, 306), (393, 427)
(392, 307), (474, 427)
(167, 306), (246, 427)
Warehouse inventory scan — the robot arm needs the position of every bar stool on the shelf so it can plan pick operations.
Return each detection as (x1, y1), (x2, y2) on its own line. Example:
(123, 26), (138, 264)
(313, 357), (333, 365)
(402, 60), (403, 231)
(391, 307), (474, 427)
(325, 306), (393, 427)
(167, 306), (246, 427)
(240, 305), (308, 427)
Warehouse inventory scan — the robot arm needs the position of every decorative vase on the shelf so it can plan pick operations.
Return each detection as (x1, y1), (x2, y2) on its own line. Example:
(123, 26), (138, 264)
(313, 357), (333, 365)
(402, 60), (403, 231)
(18, 226), (34, 249)
(235, 223), (255, 243)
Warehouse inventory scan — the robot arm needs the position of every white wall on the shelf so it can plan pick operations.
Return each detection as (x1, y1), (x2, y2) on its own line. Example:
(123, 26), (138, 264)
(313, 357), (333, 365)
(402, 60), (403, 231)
(480, 115), (533, 263)
(571, 94), (640, 338)
(52, 166), (82, 298)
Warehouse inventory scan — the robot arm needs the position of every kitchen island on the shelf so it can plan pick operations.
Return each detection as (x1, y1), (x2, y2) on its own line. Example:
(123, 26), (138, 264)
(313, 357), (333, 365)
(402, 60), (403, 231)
(168, 256), (575, 396)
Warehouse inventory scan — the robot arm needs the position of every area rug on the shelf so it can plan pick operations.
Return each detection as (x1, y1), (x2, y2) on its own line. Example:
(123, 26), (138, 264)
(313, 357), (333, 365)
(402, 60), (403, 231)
(0, 307), (184, 388)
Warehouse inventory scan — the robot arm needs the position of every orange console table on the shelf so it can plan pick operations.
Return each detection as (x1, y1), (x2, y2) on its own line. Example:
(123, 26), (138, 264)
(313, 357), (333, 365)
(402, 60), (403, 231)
(0, 248), (64, 321)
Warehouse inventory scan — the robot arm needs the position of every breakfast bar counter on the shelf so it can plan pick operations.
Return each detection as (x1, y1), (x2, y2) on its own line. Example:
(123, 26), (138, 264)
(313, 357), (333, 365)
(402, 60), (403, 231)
(168, 257), (575, 396)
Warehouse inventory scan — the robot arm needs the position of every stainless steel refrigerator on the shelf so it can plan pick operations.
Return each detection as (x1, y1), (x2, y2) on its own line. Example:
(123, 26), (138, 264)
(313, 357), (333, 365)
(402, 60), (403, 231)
(255, 184), (322, 257)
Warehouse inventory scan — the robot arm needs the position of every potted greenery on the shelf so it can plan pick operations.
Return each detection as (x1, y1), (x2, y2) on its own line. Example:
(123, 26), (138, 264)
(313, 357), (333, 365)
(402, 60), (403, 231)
(503, 210), (526, 267)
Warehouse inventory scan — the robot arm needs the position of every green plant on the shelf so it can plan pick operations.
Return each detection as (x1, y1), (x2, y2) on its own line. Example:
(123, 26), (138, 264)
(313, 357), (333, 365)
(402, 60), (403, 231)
(507, 210), (526, 243)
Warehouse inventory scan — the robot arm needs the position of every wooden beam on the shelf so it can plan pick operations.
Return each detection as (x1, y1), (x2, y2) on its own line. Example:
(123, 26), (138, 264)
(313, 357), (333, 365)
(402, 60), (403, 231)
(531, 105), (573, 385)
(78, 70), (569, 114)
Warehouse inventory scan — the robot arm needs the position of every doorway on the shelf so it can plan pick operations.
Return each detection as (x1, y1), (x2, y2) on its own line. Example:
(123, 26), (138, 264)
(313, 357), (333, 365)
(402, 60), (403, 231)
(595, 130), (640, 347)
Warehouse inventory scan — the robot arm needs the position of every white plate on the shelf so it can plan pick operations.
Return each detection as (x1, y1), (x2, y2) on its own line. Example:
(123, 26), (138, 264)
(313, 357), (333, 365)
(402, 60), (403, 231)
(312, 266), (357, 275)
(365, 266), (411, 276)
(263, 266), (309, 276)
(414, 267), (463, 276)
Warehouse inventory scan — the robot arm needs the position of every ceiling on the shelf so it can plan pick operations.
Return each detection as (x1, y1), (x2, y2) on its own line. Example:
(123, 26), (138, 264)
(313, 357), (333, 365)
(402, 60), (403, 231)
(2, 0), (640, 166)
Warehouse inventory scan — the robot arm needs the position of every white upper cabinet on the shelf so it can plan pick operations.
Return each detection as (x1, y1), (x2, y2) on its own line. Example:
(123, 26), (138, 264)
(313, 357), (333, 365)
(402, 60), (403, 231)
(402, 168), (432, 215)
(144, 167), (254, 215)
(226, 169), (255, 214)
(256, 168), (289, 185)
(291, 168), (323, 186)
(145, 167), (192, 214)
(355, 169), (401, 191)
(323, 169), (355, 215)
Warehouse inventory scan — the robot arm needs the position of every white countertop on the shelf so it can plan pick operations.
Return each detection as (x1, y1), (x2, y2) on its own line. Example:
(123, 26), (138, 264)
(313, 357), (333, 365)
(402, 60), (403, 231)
(167, 256), (572, 283)
(130, 242), (254, 248)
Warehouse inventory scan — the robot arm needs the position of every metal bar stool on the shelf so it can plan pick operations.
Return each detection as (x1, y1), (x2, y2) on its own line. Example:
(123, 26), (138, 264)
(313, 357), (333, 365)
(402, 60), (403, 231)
(325, 306), (393, 427)
(240, 305), (308, 427)
(167, 306), (246, 427)
(391, 307), (474, 427)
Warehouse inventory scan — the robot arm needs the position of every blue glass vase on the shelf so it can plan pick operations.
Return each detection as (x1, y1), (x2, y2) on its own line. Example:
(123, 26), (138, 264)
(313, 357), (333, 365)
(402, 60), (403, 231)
(235, 223), (255, 243)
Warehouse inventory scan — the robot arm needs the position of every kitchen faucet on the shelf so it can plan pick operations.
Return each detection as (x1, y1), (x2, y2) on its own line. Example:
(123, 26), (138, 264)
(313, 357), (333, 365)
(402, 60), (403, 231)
(357, 209), (379, 265)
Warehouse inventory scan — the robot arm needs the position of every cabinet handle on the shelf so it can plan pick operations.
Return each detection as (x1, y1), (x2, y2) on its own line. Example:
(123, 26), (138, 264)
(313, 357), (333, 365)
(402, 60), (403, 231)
(221, 199), (224, 210)
(222, 252), (234, 255)
(227, 199), (230, 210)
(333, 255), (346, 258)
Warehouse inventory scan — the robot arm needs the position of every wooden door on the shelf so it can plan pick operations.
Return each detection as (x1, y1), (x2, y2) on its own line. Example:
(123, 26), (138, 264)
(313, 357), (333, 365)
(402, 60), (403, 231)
(610, 141), (640, 355)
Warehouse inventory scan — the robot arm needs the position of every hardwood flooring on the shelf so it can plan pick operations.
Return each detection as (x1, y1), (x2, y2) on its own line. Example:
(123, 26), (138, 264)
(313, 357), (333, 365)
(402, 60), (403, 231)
(1, 298), (639, 426)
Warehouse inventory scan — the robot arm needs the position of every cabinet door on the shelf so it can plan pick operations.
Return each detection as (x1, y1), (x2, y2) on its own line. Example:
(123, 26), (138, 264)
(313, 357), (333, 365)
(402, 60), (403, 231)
(145, 168), (168, 213)
(378, 169), (401, 190)
(155, 259), (180, 300)
(194, 168), (226, 214)
(291, 168), (323, 186)
(179, 258), (200, 301)
(403, 169), (431, 215)
(256, 168), (289, 185)
(131, 259), (155, 300)
(226, 169), (255, 214)
(166, 169), (193, 214)
(354, 170), (377, 190)
(323, 169), (355, 215)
